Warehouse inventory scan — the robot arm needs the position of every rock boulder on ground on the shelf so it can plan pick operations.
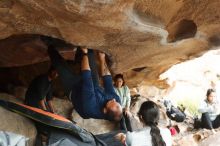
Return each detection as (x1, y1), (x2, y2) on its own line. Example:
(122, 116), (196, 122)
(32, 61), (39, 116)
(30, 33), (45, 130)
(71, 110), (119, 135)
(52, 97), (73, 118)
(0, 93), (37, 146)
(199, 130), (220, 146)
(0, 93), (23, 103)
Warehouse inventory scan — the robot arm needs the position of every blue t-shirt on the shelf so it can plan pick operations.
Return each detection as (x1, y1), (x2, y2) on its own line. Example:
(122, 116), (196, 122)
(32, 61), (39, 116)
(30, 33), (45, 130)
(71, 70), (120, 119)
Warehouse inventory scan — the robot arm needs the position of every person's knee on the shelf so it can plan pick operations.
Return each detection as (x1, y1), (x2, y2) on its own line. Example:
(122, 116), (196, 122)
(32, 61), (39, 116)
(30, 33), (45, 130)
(201, 112), (211, 124)
(201, 113), (213, 129)
(201, 112), (210, 119)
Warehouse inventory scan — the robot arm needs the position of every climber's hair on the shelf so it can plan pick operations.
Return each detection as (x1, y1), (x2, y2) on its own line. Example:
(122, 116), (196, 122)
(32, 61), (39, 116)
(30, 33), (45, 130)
(114, 74), (125, 86)
(138, 101), (166, 146)
(105, 109), (122, 122)
(206, 88), (215, 97)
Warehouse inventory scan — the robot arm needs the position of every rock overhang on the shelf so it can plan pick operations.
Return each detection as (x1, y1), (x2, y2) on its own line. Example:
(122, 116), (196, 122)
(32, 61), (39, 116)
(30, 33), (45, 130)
(0, 0), (219, 88)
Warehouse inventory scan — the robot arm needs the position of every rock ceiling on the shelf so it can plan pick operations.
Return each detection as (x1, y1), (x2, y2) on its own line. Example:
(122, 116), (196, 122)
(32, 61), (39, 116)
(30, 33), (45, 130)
(0, 0), (219, 88)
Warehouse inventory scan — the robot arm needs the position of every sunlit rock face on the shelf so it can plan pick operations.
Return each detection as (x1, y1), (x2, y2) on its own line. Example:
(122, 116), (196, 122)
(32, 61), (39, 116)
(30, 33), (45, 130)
(0, 0), (219, 88)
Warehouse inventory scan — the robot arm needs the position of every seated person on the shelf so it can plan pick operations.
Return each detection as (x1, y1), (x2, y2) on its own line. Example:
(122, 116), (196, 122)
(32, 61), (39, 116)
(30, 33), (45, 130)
(198, 89), (220, 132)
(25, 66), (58, 113)
(116, 101), (172, 146)
(164, 99), (186, 122)
(47, 46), (122, 121)
(114, 74), (132, 131)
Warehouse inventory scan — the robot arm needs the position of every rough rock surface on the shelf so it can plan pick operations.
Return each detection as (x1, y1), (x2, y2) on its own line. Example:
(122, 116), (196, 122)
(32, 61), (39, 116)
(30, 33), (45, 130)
(173, 134), (198, 146)
(0, 93), (23, 103)
(0, 0), (219, 88)
(0, 93), (37, 146)
(52, 97), (73, 118)
(172, 128), (220, 146)
(71, 109), (119, 135)
(199, 129), (220, 146)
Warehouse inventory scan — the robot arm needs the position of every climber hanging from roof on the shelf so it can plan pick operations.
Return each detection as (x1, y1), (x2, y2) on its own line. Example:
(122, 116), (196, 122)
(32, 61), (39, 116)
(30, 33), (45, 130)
(47, 44), (123, 122)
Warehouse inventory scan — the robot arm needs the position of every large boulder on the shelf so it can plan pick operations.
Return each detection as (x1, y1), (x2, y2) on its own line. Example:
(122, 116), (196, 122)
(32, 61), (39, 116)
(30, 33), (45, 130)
(130, 95), (169, 128)
(13, 86), (27, 100)
(199, 130), (220, 146)
(0, 93), (23, 103)
(52, 97), (73, 118)
(173, 134), (198, 146)
(0, 93), (37, 146)
(71, 110), (119, 135)
(172, 128), (220, 146)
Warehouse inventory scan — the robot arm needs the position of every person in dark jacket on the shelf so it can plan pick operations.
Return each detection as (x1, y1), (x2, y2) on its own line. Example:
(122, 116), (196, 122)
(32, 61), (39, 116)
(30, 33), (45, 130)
(25, 66), (58, 145)
(25, 66), (58, 113)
